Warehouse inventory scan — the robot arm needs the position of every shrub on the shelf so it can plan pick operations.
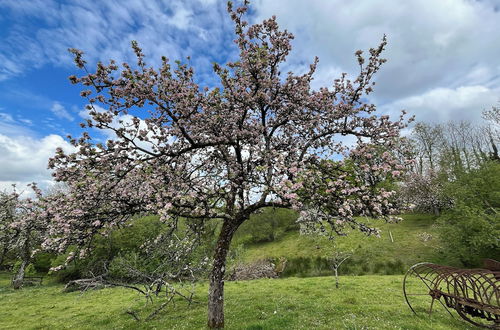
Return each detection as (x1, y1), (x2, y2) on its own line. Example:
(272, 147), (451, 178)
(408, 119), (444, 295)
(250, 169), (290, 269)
(437, 161), (500, 267)
(234, 208), (299, 244)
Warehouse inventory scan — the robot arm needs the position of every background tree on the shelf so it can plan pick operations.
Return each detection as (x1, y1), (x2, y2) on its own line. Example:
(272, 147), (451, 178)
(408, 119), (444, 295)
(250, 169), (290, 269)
(0, 191), (17, 269)
(2, 185), (47, 289)
(328, 249), (352, 289)
(403, 114), (499, 214)
(44, 2), (410, 328)
(483, 104), (500, 160)
(411, 122), (444, 174)
(400, 171), (451, 215)
(401, 105), (500, 267)
(437, 161), (500, 266)
(409, 117), (496, 177)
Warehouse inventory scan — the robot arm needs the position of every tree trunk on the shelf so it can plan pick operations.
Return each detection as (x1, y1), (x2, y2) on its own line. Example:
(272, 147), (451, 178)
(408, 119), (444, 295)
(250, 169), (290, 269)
(207, 220), (241, 328)
(433, 206), (440, 216)
(489, 133), (499, 161)
(12, 259), (28, 289)
(334, 268), (339, 289)
(0, 246), (8, 269)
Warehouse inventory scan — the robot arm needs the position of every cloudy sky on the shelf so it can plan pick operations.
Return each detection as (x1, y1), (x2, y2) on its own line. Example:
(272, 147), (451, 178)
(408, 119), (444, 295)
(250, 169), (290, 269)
(0, 0), (499, 192)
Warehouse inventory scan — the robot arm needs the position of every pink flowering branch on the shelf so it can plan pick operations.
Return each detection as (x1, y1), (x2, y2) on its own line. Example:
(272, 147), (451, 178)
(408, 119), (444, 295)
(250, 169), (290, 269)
(44, 2), (412, 328)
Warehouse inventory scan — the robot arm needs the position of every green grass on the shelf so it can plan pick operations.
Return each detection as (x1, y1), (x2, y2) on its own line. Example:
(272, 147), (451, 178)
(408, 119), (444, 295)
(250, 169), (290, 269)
(238, 214), (447, 276)
(0, 273), (472, 329)
(0, 214), (474, 329)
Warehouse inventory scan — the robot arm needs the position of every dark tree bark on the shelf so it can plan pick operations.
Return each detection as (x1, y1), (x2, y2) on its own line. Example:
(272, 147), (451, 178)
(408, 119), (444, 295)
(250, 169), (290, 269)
(0, 246), (8, 269)
(489, 132), (499, 161)
(207, 219), (241, 328)
(433, 205), (440, 216)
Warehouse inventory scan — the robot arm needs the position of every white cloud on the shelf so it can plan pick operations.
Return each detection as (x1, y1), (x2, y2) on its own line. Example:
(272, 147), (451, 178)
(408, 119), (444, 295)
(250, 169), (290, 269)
(0, 53), (25, 81)
(50, 102), (75, 121)
(252, 0), (500, 103)
(1, 0), (499, 125)
(380, 85), (500, 123)
(79, 104), (161, 151)
(0, 0), (233, 85)
(0, 112), (36, 137)
(0, 133), (75, 194)
(169, 4), (193, 30)
(0, 113), (15, 123)
(18, 118), (33, 126)
(197, 0), (217, 5)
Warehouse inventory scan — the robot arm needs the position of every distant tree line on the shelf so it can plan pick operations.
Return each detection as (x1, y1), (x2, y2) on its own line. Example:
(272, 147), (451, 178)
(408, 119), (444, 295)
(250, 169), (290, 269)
(402, 105), (499, 266)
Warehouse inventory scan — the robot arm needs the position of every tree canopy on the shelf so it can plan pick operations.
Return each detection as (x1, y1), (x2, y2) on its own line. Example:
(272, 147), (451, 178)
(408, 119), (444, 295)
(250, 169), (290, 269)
(41, 2), (410, 327)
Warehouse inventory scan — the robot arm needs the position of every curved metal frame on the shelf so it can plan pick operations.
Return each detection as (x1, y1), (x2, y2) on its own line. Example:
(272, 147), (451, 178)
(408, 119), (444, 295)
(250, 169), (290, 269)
(403, 262), (499, 329)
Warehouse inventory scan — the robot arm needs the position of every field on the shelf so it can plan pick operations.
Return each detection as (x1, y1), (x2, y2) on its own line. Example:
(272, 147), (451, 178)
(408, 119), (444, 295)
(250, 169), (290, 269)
(0, 273), (472, 329)
(234, 213), (448, 277)
(0, 214), (480, 329)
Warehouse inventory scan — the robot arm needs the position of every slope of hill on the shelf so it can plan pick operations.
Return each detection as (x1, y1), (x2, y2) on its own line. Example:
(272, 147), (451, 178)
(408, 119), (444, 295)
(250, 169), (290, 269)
(233, 214), (447, 277)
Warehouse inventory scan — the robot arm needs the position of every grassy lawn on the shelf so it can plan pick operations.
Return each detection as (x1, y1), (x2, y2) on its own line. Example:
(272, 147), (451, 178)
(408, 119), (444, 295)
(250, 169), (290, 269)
(239, 214), (447, 275)
(0, 273), (471, 329)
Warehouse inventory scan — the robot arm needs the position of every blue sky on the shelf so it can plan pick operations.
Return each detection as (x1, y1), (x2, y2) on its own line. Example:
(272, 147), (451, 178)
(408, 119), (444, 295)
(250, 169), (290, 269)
(1, 0), (499, 192)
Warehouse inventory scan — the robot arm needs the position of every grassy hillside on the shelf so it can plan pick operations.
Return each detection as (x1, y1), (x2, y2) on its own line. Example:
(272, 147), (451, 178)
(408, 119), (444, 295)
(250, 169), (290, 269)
(0, 273), (471, 329)
(234, 214), (447, 277)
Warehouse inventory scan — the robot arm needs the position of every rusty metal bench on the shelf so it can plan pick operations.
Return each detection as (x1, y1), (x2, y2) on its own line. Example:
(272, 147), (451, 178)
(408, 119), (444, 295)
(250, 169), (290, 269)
(403, 260), (499, 328)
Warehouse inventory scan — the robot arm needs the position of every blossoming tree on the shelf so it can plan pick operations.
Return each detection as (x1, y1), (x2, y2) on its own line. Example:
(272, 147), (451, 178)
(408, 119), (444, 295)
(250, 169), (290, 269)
(0, 191), (17, 269)
(45, 2), (410, 327)
(0, 185), (46, 289)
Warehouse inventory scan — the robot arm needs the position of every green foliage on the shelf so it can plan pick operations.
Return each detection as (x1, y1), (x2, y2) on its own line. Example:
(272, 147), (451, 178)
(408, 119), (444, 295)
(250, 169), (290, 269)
(239, 213), (445, 276)
(107, 252), (142, 280)
(50, 252), (84, 282)
(438, 208), (499, 266)
(111, 215), (168, 253)
(108, 231), (209, 283)
(0, 272), (470, 329)
(24, 264), (36, 276)
(277, 255), (406, 277)
(234, 208), (298, 245)
(437, 161), (500, 267)
(12, 261), (36, 276)
(279, 256), (330, 277)
(446, 161), (500, 209)
(51, 215), (168, 282)
(51, 215), (217, 284)
(32, 252), (56, 273)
